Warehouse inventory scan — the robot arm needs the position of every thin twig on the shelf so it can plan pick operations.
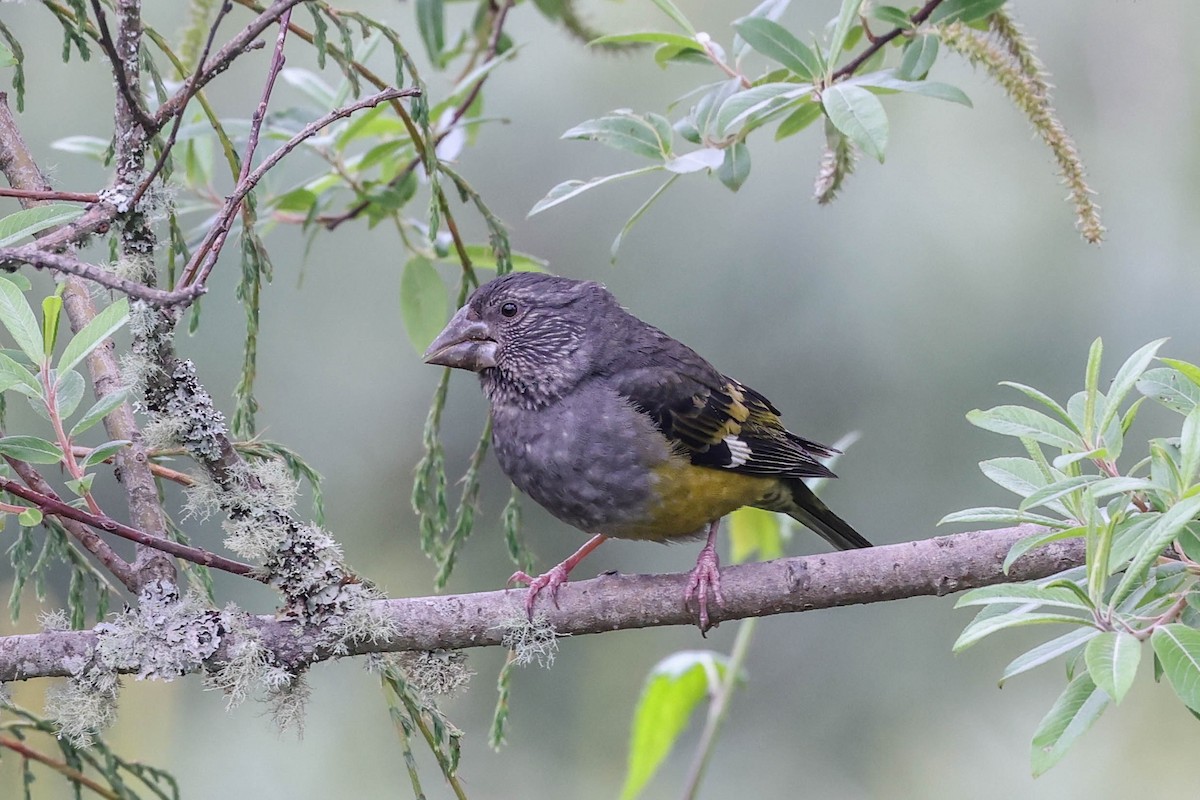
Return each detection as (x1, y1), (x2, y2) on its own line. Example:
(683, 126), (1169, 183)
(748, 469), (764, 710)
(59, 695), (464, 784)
(0, 188), (99, 203)
(88, 0), (155, 132)
(831, 0), (946, 82)
(178, 86), (418, 292)
(0, 246), (203, 305)
(130, 0), (233, 208)
(0, 736), (120, 800)
(4, 455), (137, 592)
(71, 445), (196, 486)
(0, 476), (262, 579)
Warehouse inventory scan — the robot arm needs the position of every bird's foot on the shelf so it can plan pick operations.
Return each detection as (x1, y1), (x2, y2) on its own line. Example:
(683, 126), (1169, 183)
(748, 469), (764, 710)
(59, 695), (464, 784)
(508, 563), (571, 619)
(684, 541), (725, 634)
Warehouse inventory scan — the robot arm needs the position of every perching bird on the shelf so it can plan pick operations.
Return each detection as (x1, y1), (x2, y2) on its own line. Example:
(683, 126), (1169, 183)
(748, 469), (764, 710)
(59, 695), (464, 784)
(423, 273), (871, 630)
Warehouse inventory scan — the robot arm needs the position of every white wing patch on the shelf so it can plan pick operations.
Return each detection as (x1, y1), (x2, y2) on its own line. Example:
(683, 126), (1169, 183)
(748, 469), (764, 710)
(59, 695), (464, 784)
(723, 435), (752, 467)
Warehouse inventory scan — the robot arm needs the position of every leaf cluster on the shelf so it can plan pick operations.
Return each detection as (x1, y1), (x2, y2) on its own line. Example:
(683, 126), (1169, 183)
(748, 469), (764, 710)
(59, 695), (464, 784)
(947, 339), (1200, 773)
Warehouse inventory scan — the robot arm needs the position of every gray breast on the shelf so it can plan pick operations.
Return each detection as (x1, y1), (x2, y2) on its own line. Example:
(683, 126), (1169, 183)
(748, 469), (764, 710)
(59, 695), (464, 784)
(490, 385), (670, 534)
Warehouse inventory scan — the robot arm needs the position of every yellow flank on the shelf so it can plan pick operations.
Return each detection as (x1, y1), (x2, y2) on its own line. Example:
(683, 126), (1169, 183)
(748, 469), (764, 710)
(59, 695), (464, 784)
(611, 459), (778, 541)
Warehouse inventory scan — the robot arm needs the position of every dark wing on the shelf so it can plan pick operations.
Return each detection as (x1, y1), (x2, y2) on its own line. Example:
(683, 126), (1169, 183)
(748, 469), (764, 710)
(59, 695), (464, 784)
(607, 363), (839, 480)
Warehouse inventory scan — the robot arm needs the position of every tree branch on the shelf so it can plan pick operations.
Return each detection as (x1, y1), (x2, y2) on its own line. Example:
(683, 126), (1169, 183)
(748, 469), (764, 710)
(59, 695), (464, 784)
(831, 0), (945, 82)
(0, 476), (261, 580)
(0, 526), (1083, 682)
(0, 245), (202, 305)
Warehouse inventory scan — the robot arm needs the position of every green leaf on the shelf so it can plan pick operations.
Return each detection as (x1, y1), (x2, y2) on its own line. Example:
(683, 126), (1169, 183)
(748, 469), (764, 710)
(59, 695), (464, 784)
(954, 609), (1090, 652)
(51, 136), (110, 160)
(897, 35), (938, 80)
(1097, 339), (1167, 434)
(1003, 527), (1083, 573)
(1137, 368), (1200, 415)
(70, 390), (128, 437)
(41, 294), (62, 359)
(967, 405), (1081, 450)
(563, 111), (672, 161)
(399, 257), (448, 354)
(1086, 476), (1158, 501)
(1000, 627), (1101, 686)
(1180, 406), (1200, 488)
(998, 381), (1076, 430)
(849, 70), (972, 107)
(717, 142), (751, 192)
(1030, 672), (1109, 776)
(589, 32), (703, 51)
(56, 297), (128, 380)
(938, 506), (1071, 528)
(649, 0), (697, 35)
(1111, 495), (1200, 607)
(0, 204), (85, 248)
(0, 350), (40, 397)
(821, 83), (888, 162)
(1083, 337), (1103, 439)
(51, 369), (84, 420)
(955, 582), (1093, 612)
(729, 506), (784, 564)
(65, 473), (95, 497)
(715, 82), (812, 136)
(0, 435), (63, 464)
(1018, 475), (1101, 513)
(871, 6), (913, 28)
(1160, 358), (1200, 390)
(929, 0), (1007, 24)
(1151, 624), (1200, 712)
(416, 0), (445, 63)
(979, 457), (1057, 501)
(1084, 631), (1140, 703)
(733, 17), (820, 79)
(620, 650), (726, 800)
(0, 275), (45, 363)
(17, 507), (42, 527)
(528, 166), (664, 217)
(828, 0), (865, 60)
(774, 101), (823, 140)
(81, 439), (131, 469)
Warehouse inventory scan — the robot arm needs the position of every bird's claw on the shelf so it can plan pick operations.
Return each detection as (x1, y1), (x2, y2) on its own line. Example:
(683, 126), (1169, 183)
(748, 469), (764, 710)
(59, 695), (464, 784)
(684, 546), (725, 634)
(508, 564), (570, 619)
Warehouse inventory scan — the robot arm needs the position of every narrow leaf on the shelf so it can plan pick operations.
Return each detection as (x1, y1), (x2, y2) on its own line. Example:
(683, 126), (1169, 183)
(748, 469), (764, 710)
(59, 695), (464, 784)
(56, 297), (128, 379)
(1018, 475), (1101, 513)
(80, 439), (131, 469)
(1097, 339), (1167, 434)
(0, 275), (44, 362)
(774, 101), (823, 140)
(733, 17), (820, 79)
(563, 112), (673, 161)
(968, 405), (1080, 450)
(1111, 496), (1200, 607)
(620, 650), (726, 800)
(70, 389), (129, 437)
(1030, 672), (1109, 776)
(828, 0), (864, 59)
(528, 166), (664, 217)
(930, 0), (1007, 24)
(938, 507), (1072, 529)
(954, 610), (1090, 652)
(0, 435), (63, 464)
(0, 204), (84, 247)
(1003, 527), (1083, 573)
(1000, 627), (1101, 686)
(955, 583), (1093, 612)
(897, 35), (938, 80)
(1137, 367), (1200, 415)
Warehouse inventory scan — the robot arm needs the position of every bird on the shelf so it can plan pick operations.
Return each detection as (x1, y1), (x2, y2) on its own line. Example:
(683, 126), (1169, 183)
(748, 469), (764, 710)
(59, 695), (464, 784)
(423, 273), (871, 631)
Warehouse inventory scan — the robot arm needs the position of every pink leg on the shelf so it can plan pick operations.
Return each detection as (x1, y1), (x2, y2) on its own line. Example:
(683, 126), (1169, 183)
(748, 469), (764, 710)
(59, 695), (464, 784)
(509, 534), (608, 618)
(685, 520), (725, 633)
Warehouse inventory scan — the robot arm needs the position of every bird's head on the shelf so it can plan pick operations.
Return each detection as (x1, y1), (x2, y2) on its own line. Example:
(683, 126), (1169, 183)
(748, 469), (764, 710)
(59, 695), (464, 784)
(423, 273), (617, 407)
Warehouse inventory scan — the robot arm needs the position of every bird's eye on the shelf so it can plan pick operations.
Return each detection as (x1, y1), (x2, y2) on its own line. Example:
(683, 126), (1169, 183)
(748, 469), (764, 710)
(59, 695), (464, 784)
(500, 301), (519, 318)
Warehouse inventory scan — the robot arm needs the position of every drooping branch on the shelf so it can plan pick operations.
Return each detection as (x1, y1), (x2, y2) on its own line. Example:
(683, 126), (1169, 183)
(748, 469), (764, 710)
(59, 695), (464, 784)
(0, 526), (1083, 682)
(0, 246), (202, 305)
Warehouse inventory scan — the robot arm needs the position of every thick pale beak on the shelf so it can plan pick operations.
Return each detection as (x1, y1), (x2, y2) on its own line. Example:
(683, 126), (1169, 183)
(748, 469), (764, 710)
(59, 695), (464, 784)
(423, 304), (498, 371)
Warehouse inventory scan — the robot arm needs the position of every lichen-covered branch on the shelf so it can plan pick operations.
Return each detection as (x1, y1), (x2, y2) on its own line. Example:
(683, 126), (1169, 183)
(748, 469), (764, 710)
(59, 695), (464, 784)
(0, 526), (1083, 682)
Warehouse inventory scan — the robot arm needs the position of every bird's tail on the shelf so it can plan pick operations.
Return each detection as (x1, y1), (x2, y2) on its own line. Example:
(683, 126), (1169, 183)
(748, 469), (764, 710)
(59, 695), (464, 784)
(783, 479), (872, 551)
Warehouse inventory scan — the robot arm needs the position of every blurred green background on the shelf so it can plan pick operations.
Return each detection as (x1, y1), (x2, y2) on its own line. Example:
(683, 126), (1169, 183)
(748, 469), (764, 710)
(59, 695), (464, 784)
(3, 1), (1200, 797)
